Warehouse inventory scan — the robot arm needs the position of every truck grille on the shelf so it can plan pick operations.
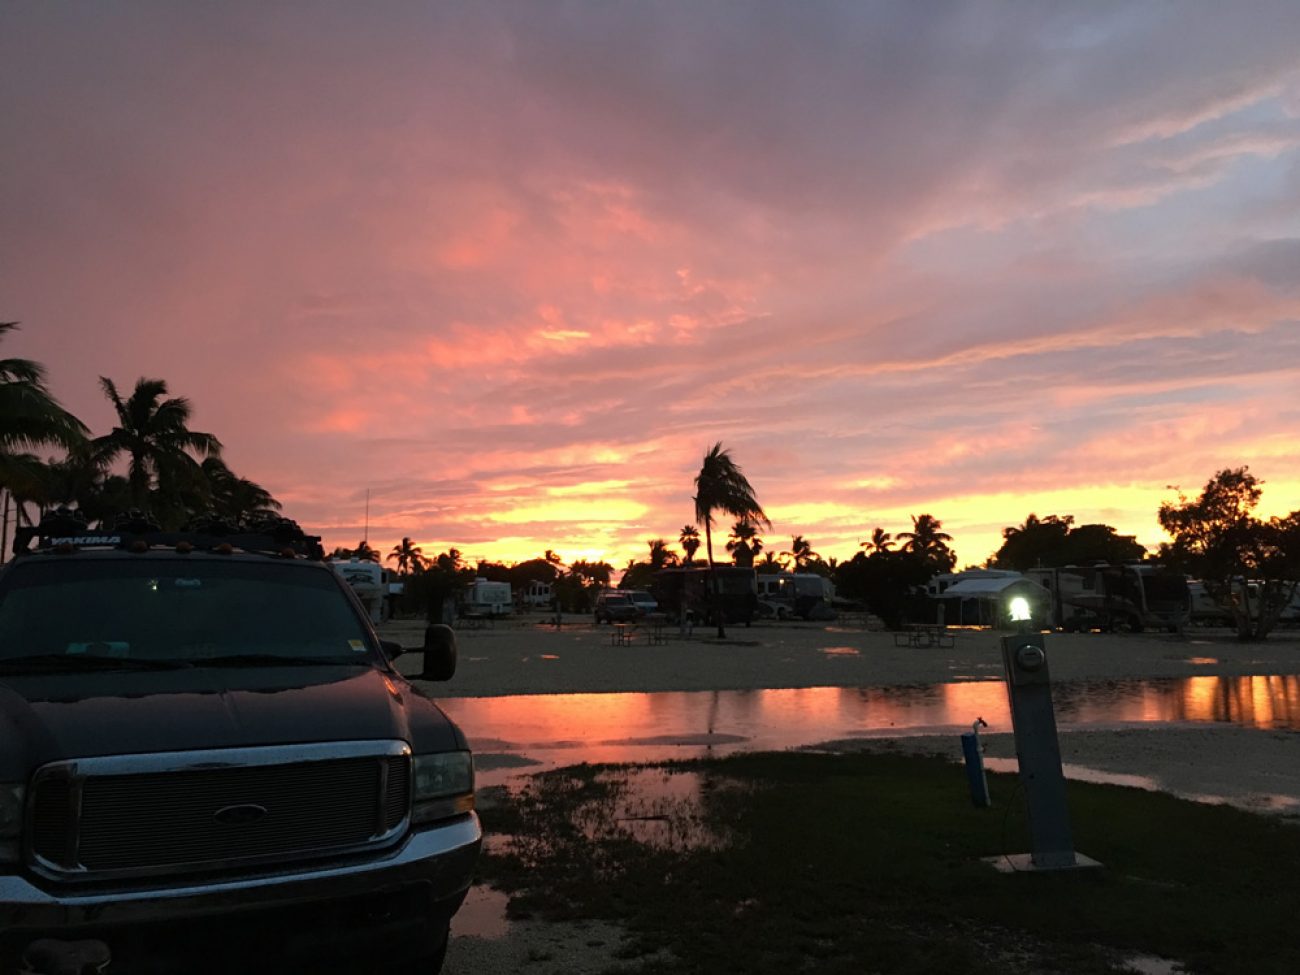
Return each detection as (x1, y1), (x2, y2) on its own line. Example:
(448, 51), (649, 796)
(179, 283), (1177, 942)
(28, 743), (410, 878)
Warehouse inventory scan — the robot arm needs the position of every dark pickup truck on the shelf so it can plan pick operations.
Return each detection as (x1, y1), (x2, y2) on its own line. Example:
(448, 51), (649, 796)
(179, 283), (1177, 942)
(0, 516), (479, 974)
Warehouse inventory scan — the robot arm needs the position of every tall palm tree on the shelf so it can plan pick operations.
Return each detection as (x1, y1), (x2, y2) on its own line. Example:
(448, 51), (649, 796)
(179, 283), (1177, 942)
(679, 525), (701, 565)
(1, 324), (89, 551)
(898, 513), (956, 570)
(93, 377), (222, 515)
(354, 539), (381, 562)
(693, 442), (769, 636)
(861, 527), (893, 554)
(387, 536), (426, 575)
(693, 443), (769, 567)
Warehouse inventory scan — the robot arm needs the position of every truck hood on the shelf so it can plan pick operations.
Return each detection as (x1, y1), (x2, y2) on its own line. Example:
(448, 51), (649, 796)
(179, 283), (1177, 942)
(0, 666), (461, 781)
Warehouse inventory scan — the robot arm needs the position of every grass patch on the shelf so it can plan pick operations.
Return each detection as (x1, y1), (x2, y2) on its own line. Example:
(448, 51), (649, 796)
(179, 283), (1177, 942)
(477, 752), (1300, 974)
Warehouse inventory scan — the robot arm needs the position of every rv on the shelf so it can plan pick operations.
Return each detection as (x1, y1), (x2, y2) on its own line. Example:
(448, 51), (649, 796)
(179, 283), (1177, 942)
(462, 577), (513, 617)
(652, 566), (758, 625)
(756, 572), (836, 620)
(1189, 578), (1300, 627)
(328, 558), (389, 625)
(1025, 563), (1190, 632)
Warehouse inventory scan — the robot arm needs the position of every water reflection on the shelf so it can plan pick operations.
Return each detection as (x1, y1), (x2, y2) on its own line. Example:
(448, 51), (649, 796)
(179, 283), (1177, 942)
(443, 674), (1300, 782)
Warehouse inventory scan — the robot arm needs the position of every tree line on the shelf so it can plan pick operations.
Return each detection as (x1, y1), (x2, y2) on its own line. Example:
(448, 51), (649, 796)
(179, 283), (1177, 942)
(1, 324), (281, 555)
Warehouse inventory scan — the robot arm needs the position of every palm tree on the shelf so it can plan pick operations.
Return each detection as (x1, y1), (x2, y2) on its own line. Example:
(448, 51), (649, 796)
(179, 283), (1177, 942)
(200, 457), (281, 523)
(861, 527), (893, 554)
(354, 539), (381, 562)
(1, 324), (89, 552)
(679, 525), (701, 565)
(647, 538), (677, 570)
(898, 513), (956, 571)
(783, 534), (819, 571)
(694, 442), (769, 636)
(726, 520), (763, 567)
(92, 377), (222, 517)
(388, 536), (426, 575)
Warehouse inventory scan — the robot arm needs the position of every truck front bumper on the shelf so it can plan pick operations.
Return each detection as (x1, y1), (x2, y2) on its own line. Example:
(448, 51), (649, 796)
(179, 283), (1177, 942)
(1, 814), (480, 968)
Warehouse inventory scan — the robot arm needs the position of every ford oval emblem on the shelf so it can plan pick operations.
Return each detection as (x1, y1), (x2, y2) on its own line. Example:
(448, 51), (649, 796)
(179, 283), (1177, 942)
(214, 803), (269, 826)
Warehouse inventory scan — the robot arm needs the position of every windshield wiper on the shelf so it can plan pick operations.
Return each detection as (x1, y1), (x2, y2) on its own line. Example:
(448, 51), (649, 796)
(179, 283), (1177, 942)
(0, 654), (192, 674)
(188, 653), (367, 668)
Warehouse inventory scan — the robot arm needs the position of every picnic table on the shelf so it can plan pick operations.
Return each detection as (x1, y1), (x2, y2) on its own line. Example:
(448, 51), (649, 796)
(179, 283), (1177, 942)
(892, 624), (955, 648)
(646, 613), (668, 645)
(610, 622), (635, 646)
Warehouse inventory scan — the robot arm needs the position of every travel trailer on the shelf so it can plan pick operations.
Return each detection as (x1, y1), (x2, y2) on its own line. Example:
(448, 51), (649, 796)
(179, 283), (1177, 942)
(462, 578), (512, 617)
(328, 558), (391, 625)
(1025, 563), (1190, 632)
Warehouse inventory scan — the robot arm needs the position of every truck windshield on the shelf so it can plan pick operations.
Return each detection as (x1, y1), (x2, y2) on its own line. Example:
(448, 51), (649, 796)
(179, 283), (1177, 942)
(0, 560), (374, 666)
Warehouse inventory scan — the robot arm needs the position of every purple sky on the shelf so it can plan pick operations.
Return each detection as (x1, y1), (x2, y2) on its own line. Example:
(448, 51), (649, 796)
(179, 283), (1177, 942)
(4, 1), (1299, 570)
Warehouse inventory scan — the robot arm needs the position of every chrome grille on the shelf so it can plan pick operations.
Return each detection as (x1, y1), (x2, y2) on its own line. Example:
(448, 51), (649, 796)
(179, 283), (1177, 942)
(28, 742), (411, 878)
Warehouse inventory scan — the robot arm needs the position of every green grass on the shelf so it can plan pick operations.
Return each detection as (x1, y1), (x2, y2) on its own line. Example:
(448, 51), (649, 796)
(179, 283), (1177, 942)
(477, 752), (1300, 975)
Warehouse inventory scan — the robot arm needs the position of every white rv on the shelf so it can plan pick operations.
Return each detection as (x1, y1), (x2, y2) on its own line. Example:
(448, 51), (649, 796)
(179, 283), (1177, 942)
(462, 578), (512, 617)
(1025, 563), (1190, 632)
(329, 558), (388, 625)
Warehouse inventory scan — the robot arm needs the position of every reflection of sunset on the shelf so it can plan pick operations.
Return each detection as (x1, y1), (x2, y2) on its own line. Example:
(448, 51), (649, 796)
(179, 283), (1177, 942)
(443, 676), (1300, 768)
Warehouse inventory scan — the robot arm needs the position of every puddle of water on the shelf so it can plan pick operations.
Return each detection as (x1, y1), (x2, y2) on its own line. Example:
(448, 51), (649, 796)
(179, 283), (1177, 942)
(597, 767), (737, 852)
(1123, 954), (1185, 974)
(452, 884), (511, 939)
(444, 674), (1300, 787)
(540, 654), (560, 660)
(819, 646), (861, 657)
(1163, 655), (1221, 665)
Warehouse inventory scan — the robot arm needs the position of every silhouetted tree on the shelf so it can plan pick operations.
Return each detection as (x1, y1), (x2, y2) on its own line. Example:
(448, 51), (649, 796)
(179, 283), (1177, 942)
(694, 442), (769, 637)
(200, 457), (281, 523)
(726, 520), (763, 567)
(93, 377), (221, 525)
(354, 539), (381, 562)
(387, 537), (426, 575)
(1158, 468), (1300, 640)
(898, 514), (956, 573)
(783, 535), (819, 571)
(679, 525), (701, 565)
(860, 527), (893, 554)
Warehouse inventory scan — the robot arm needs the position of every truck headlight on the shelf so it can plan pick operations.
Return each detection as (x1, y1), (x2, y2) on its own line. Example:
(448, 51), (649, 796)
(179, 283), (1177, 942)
(411, 752), (474, 824)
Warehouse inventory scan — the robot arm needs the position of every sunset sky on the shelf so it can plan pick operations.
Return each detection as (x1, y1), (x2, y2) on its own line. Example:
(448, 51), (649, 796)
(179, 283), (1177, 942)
(4, 1), (1299, 572)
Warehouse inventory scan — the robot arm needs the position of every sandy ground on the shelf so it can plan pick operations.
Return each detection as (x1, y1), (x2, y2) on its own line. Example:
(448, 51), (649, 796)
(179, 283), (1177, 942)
(384, 612), (1300, 697)
(379, 614), (1300, 973)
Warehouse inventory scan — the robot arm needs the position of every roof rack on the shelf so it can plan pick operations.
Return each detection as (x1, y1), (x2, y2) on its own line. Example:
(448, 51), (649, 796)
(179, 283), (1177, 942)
(12, 507), (325, 561)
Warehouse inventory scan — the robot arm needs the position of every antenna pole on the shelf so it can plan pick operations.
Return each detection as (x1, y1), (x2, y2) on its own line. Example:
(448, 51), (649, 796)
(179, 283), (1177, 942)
(364, 488), (370, 543)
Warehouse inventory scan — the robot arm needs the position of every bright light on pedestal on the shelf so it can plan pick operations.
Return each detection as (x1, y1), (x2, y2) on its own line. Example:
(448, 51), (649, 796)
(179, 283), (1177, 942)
(1008, 596), (1031, 623)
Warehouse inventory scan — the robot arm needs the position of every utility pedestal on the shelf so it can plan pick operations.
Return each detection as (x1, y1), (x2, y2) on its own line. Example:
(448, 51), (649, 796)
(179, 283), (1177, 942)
(988, 611), (1101, 873)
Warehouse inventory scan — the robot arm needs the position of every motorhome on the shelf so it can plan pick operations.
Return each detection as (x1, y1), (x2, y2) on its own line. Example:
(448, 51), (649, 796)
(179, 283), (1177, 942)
(652, 566), (758, 625)
(1025, 563), (1190, 632)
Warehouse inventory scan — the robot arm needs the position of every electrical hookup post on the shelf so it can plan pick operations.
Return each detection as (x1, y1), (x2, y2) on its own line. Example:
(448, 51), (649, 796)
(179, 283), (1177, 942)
(988, 597), (1102, 873)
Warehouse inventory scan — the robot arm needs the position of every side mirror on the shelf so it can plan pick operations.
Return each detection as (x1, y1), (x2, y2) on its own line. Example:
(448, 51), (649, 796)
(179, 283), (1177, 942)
(379, 640), (405, 660)
(420, 624), (457, 681)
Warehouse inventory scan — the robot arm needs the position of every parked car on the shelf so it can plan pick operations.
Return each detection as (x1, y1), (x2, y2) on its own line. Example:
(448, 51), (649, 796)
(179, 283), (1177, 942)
(0, 511), (479, 974)
(593, 591), (640, 623)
